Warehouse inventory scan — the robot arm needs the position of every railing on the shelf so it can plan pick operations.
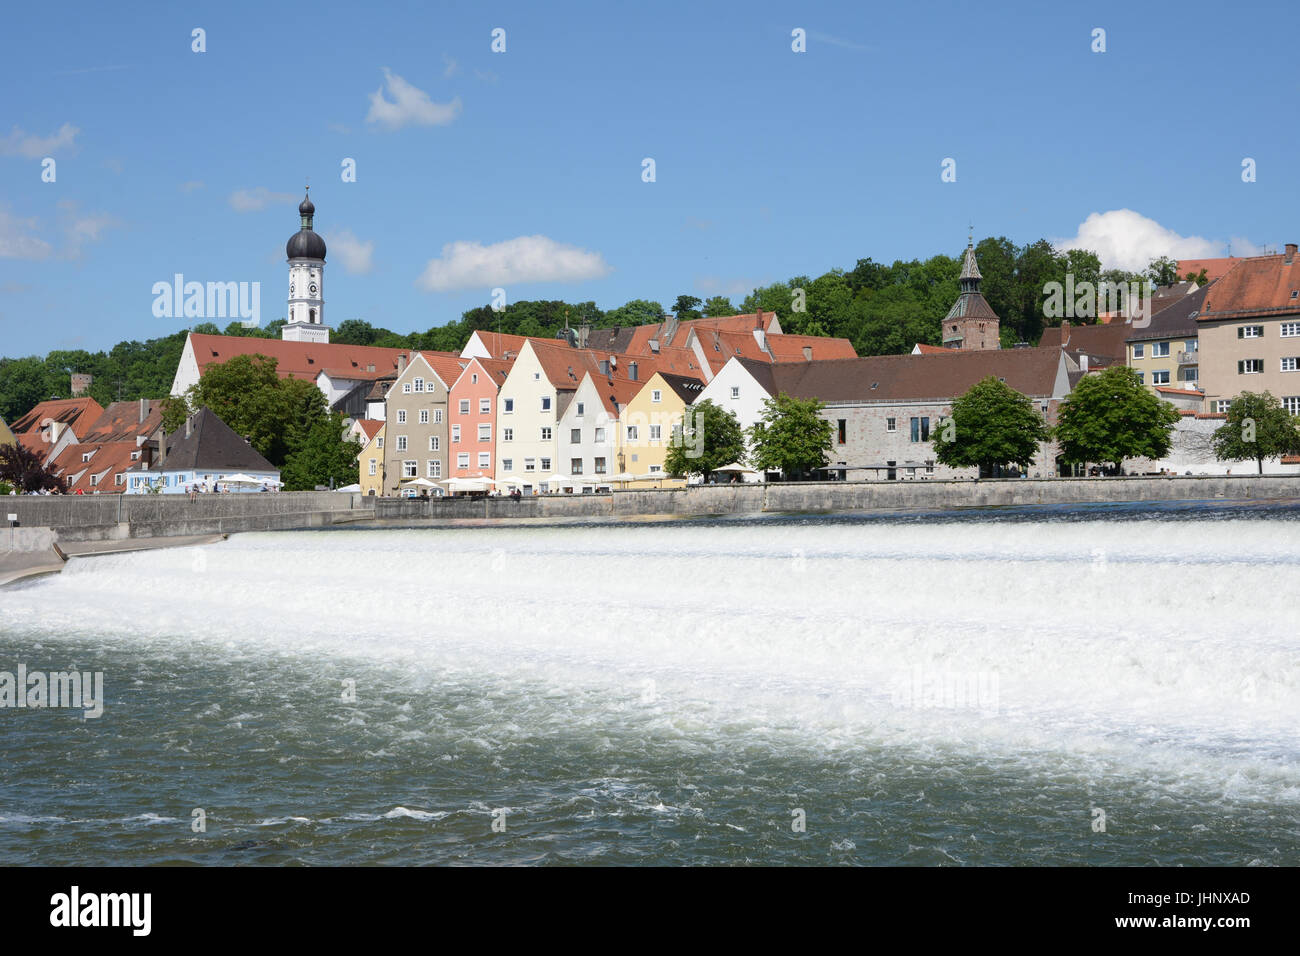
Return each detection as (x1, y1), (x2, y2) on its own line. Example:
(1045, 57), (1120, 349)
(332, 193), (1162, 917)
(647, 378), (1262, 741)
(1178, 351), (1198, 364)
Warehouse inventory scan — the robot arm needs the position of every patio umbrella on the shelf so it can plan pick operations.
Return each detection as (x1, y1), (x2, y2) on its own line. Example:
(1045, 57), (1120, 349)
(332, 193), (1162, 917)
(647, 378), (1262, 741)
(712, 463), (757, 475)
(216, 473), (263, 485)
(403, 477), (439, 488)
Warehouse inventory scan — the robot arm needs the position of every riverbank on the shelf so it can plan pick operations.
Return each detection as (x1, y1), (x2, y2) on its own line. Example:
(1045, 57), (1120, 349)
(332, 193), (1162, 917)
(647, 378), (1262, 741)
(0, 533), (227, 587)
(4, 476), (1300, 545)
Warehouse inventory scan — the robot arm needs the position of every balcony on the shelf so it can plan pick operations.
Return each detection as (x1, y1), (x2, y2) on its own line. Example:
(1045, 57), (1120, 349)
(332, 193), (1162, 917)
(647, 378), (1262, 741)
(1177, 351), (1198, 365)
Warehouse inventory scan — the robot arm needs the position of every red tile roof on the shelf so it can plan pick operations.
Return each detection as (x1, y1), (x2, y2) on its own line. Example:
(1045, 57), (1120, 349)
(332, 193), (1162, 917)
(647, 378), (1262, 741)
(81, 400), (163, 442)
(188, 333), (418, 383)
(1038, 321), (1130, 366)
(48, 440), (143, 494)
(912, 343), (951, 355)
(1155, 386), (1205, 396)
(10, 397), (105, 437)
(766, 333), (858, 362)
(1196, 251), (1300, 321)
(1177, 257), (1241, 283)
(354, 419), (384, 442)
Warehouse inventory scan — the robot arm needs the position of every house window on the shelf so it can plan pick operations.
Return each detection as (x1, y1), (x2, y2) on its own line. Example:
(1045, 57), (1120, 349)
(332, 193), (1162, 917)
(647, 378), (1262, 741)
(458, 453), (470, 468)
(576, 402), (585, 416)
(1181, 367), (1199, 382)
(886, 418), (896, 432)
(397, 409), (407, 424)
(571, 428), (581, 443)
(89, 474), (99, 486)
(403, 460), (417, 478)
(594, 457), (606, 474)
(649, 465), (661, 473)
(402, 383), (412, 393)
(429, 436), (440, 451)
(571, 458), (583, 474)
(131, 451), (141, 460)
(1151, 342), (1170, 357)
(524, 458), (536, 472)
(115, 473), (125, 486)
(413, 378), (424, 392)
(1284, 396), (1300, 415)
(1281, 357), (1299, 372)
(540, 426), (552, 441)
(377, 436), (384, 449)
(1281, 322), (1300, 337)
(479, 424), (491, 441)
(480, 398), (491, 414)
(730, 386), (740, 399)
(909, 417), (929, 442)
(459, 399), (470, 414)
(837, 419), (846, 444)
(1185, 340), (1198, 352)
(396, 435), (408, 451)
(419, 409), (429, 424)
(504, 398), (514, 413)
(1238, 325), (1263, 338)
(452, 425), (462, 442)
(651, 389), (662, 403)
(478, 452), (490, 468)
(434, 409), (443, 424)
(471, 373), (478, 384)
(368, 459), (377, 476)
(428, 460), (441, 478)
(82, 451), (93, 462)
(1238, 359), (1264, 374)
(1132, 343), (1144, 358)
(541, 397), (551, 412)
(502, 458), (513, 472)
(503, 428), (513, 442)
(1214, 400), (1232, 413)
(533, 372), (540, 380)
(649, 424), (661, 440)
(540, 458), (551, 471)
(1152, 370), (1170, 385)
(594, 427), (605, 443)
(627, 425), (639, 441)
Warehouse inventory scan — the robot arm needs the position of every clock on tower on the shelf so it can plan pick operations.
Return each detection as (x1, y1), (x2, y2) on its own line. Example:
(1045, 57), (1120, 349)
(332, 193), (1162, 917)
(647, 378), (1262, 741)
(281, 186), (330, 344)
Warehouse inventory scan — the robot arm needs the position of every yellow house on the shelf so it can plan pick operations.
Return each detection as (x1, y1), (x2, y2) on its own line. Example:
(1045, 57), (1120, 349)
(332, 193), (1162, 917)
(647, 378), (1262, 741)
(619, 372), (705, 487)
(0, 415), (14, 448)
(357, 422), (385, 496)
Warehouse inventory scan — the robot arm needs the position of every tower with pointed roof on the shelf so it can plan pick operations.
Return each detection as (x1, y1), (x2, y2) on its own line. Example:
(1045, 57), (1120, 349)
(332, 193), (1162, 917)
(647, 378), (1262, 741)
(282, 187), (330, 344)
(941, 239), (1000, 350)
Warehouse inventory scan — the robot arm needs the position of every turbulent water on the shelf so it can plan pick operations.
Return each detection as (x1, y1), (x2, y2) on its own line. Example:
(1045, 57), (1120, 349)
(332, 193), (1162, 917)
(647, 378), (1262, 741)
(1, 501), (1298, 865)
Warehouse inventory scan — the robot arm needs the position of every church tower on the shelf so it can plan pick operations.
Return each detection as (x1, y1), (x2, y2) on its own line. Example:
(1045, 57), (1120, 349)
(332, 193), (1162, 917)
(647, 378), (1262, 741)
(282, 188), (329, 343)
(941, 239), (1000, 350)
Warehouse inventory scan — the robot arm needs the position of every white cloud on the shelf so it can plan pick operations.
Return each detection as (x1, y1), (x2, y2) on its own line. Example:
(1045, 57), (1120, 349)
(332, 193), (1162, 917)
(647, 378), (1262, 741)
(56, 200), (116, 259)
(229, 187), (297, 213)
(179, 180), (205, 193)
(366, 68), (461, 130)
(0, 209), (53, 260)
(0, 122), (79, 158)
(1054, 209), (1224, 272)
(442, 54), (459, 78)
(330, 229), (375, 275)
(417, 235), (611, 292)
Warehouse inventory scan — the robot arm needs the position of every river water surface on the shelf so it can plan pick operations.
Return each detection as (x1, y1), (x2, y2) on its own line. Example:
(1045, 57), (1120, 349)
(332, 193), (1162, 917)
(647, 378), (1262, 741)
(1, 501), (1297, 865)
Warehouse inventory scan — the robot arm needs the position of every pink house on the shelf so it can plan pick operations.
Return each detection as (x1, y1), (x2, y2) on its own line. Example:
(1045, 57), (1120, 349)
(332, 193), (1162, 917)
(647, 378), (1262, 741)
(448, 357), (512, 483)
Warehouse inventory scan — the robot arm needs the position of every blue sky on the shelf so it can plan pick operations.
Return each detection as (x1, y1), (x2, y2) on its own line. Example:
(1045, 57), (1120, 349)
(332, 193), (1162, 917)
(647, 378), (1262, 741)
(2, 0), (1296, 356)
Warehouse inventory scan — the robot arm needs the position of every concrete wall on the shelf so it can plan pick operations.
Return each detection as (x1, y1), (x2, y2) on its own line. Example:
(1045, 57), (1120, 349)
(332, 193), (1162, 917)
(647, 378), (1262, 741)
(7, 476), (1300, 542)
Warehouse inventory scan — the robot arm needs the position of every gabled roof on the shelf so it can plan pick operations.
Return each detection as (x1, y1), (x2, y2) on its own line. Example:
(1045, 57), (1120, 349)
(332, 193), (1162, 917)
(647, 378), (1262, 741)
(1039, 321), (1131, 366)
(0, 416), (15, 446)
(187, 333), (419, 383)
(766, 333), (858, 362)
(653, 372), (707, 405)
(1197, 250), (1300, 321)
(528, 340), (602, 390)
(354, 419), (384, 442)
(81, 400), (163, 442)
(912, 343), (950, 355)
(10, 397), (105, 436)
(144, 407), (277, 473)
(1149, 281), (1197, 316)
(464, 331), (553, 360)
(452, 356), (513, 392)
(1127, 285), (1209, 343)
(742, 348), (1066, 404)
(49, 440), (144, 493)
(1177, 257), (1240, 283)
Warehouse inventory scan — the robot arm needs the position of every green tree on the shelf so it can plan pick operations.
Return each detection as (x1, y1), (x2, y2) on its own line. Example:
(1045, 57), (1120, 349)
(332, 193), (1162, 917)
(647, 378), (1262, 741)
(1182, 268), (1209, 285)
(281, 412), (361, 490)
(1146, 255), (1180, 287)
(748, 393), (834, 479)
(664, 399), (746, 479)
(671, 295), (702, 320)
(1211, 391), (1300, 475)
(932, 377), (1051, 477)
(1054, 366), (1180, 472)
(700, 295), (738, 317)
(604, 299), (665, 326)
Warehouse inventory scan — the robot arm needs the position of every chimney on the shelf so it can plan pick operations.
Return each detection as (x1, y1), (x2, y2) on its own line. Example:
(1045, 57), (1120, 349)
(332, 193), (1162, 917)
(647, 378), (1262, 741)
(185, 415), (192, 439)
(1286, 243), (1297, 264)
(397, 354), (407, 374)
(1080, 355), (1089, 372)
(754, 309), (763, 328)
(139, 398), (147, 424)
(628, 361), (638, 381)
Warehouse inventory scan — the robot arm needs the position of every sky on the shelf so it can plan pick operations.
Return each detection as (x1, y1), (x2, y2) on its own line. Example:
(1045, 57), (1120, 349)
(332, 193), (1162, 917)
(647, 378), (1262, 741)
(2, 0), (1297, 357)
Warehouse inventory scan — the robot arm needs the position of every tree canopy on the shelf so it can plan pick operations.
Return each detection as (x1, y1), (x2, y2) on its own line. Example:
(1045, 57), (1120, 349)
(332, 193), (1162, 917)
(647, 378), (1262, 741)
(748, 393), (834, 479)
(1211, 391), (1300, 475)
(1053, 366), (1181, 471)
(932, 376), (1051, 477)
(664, 399), (746, 479)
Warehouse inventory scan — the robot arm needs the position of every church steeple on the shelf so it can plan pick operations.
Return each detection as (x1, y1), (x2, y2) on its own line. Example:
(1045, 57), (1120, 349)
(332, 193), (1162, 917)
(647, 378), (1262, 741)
(941, 236), (1000, 351)
(282, 187), (330, 344)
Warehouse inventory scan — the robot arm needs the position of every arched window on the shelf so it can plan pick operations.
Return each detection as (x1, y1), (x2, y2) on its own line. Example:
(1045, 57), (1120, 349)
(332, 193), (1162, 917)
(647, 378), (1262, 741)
(309, 308), (317, 324)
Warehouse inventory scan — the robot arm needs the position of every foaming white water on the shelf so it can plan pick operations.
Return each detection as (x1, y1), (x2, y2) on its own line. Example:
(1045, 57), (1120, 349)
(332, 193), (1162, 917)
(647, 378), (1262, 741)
(4, 520), (1298, 803)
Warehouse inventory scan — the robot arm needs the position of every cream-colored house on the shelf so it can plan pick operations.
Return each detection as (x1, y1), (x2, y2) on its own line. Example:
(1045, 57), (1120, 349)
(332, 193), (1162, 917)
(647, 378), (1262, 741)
(619, 372), (705, 487)
(356, 422), (385, 496)
(495, 340), (596, 493)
